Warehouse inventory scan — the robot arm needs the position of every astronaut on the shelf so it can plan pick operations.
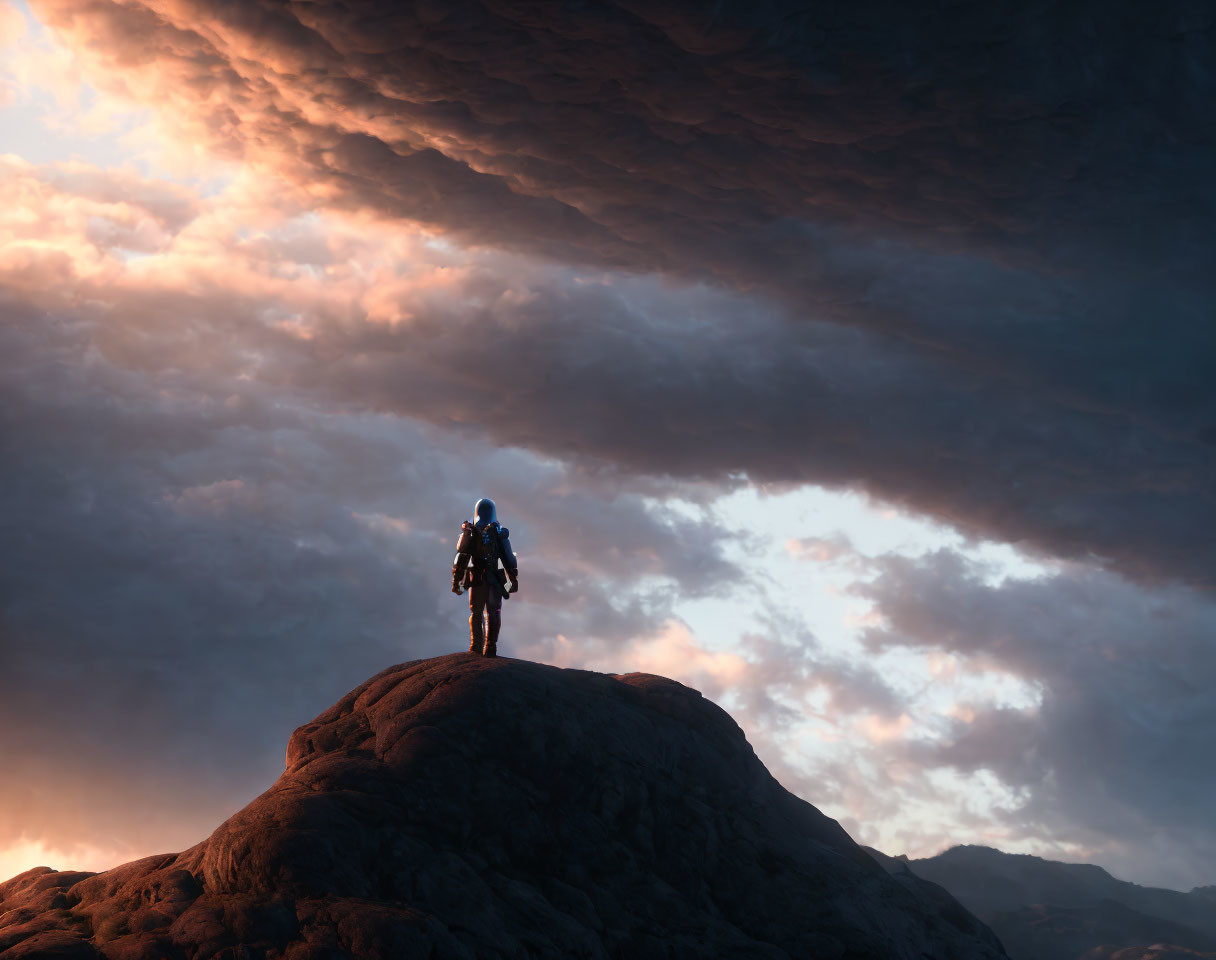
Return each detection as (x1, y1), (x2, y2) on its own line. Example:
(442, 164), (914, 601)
(451, 497), (518, 656)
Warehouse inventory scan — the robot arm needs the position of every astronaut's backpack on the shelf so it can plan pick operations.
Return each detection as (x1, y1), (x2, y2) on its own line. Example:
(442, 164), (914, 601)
(471, 521), (511, 598)
(473, 521), (502, 566)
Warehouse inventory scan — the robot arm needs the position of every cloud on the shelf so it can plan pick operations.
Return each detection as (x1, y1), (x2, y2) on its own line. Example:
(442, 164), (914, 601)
(853, 548), (1216, 890)
(20, 0), (1216, 588)
(786, 534), (858, 566)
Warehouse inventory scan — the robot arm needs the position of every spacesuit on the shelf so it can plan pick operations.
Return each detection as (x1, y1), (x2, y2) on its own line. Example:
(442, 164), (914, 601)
(451, 498), (519, 656)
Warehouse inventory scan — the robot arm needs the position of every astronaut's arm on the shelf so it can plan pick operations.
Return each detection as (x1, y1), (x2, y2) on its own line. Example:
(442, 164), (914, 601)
(498, 527), (519, 591)
(451, 522), (473, 592)
(451, 550), (470, 592)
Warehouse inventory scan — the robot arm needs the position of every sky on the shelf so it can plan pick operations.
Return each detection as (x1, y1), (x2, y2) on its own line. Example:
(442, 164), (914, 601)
(1, 0), (1214, 892)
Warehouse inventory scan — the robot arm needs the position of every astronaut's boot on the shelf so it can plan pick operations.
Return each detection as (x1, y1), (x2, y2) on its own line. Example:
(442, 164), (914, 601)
(469, 612), (485, 656)
(484, 608), (501, 658)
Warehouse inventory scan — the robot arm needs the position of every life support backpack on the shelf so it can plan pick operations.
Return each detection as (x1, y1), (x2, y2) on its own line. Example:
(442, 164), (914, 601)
(473, 520), (502, 566)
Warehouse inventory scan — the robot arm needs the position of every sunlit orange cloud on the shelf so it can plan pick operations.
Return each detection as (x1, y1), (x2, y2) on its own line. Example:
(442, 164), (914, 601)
(0, 2), (24, 64)
(858, 711), (912, 744)
(784, 535), (853, 565)
(0, 155), (493, 346)
(21, 0), (665, 270)
(1, 1), (85, 108)
(20, 0), (416, 188)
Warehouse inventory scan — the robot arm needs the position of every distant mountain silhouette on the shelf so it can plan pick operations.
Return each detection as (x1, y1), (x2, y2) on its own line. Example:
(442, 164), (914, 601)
(866, 844), (1216, 960)
(0, 654), (1006, 959)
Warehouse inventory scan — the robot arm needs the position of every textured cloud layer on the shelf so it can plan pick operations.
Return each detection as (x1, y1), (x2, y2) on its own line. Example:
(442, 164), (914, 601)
(855, 548), (1216, 890)
(26, 0), (1216, 585)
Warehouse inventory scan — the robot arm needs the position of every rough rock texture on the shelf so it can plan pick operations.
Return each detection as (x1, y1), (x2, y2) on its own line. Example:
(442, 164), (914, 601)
(0, 654), (1008, 959)
(867, 845), (1216, 960)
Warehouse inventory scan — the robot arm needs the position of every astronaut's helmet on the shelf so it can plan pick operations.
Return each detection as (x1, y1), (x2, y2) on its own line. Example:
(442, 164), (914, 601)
(472, 497), (496, 528)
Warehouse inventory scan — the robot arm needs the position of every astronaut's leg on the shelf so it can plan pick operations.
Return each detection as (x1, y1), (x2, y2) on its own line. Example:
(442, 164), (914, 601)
(468, 584), (486, 655)
(484, 592), (502, 658)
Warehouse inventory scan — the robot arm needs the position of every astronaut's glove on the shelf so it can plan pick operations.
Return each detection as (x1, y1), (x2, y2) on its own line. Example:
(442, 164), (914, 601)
(508, 572), (519, 594)
(451, 582), (464, 595)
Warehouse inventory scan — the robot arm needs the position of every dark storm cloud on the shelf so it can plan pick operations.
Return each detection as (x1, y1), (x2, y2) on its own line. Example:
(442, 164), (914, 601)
(260, 264), (1216, 587)
(31, 0), (1216, 586)
(854, 547), (1216, 890)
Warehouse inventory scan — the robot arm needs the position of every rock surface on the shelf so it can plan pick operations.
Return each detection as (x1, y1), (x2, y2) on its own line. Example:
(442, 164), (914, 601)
(0, 654), (1008, 959)
(867, 845), (1216, 960)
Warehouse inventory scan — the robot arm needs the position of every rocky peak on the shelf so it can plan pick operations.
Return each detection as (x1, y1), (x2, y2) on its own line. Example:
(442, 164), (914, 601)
(0, 654), (1007, 959)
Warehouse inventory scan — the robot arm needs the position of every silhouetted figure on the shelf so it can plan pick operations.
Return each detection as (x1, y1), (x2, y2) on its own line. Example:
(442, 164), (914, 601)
(451, 498), (519, 656)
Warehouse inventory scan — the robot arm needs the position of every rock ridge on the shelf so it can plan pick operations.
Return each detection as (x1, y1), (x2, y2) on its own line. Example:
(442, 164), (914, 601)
(1, 653), (1007, 959)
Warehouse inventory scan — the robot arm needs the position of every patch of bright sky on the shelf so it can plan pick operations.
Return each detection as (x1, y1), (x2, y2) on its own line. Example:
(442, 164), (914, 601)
(882, 766), (1113, 870)
(644, 482), (1052, 856)
(682, 484), (1050, 703)
(0, 0), (234, 193)
(856, 767), (1032, 858)
(666, 483), (1053, 658)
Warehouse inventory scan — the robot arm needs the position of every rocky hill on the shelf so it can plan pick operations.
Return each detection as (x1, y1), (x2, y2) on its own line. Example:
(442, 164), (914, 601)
(867, 845), (1216, 960)
(0, 654), (1007, 959)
